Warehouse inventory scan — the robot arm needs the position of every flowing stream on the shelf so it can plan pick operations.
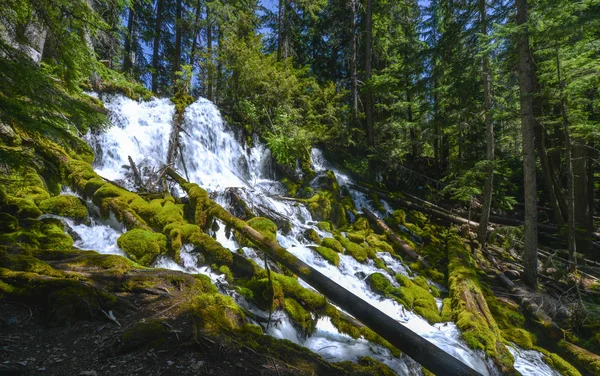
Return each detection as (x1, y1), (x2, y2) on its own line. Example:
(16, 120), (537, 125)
(72, 93), (559, 375)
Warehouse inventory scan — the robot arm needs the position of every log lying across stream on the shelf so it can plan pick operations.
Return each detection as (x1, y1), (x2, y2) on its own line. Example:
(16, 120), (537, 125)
(165, 167), (482, 376)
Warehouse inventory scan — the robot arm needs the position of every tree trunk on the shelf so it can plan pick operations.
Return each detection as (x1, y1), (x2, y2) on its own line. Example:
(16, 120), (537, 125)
(350, 0), (358, 125)
(364, 0), (374, 146)
(174, 0), (182, 75)
(152, 0), (165, 93)
(216, 19), (223, 105)
(206, 2), (214, 101)
(189, 0), (202, 68)
(478, 0), (494, 249)
(277, 0), (283, 60)
(557, 53), (577, 268)
(574, 138), (591, 253)
(165, 168), (481, 376)
(516, 0), (538, 289)
(123, 2), (135, 74)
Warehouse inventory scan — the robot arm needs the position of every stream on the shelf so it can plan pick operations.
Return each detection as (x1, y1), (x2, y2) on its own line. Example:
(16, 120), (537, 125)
(63, 93), (559, 376)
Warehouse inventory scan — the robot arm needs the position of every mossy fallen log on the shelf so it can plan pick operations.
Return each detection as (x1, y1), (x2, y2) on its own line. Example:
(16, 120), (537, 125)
(363, 208), (430, 268)
(447, 236), (518, 374)
(166, 167), (482, 376)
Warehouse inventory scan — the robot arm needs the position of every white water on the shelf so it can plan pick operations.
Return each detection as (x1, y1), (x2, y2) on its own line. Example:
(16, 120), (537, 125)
(71, 93), (559, 376)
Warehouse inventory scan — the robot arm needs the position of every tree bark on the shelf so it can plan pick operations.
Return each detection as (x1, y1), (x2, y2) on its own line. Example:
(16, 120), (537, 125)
(189, 0), (202, 69)
(174, 0), (182, 75)
(206, 1), (214, 101)
(557, 53), (577, 267)
(277, 0), (284, 60)
(478, 0), (494, 249)
(165, 167), (481, 376)
(363, 208), (430, 268)
(574, 138), (591, 252)
(152, 0), (165, 93)
(350, 0), (358, 125)
(123, 2), (135, 74)
(516, 0), (538, 289)
(364, 0), (374, 146)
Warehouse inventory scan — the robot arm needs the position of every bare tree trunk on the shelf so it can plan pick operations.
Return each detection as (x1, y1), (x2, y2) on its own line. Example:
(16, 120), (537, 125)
(174, 0), (182, 75)
(277, 0), (283, 60)
(516, 0), (538, 289)
(152, 0), (165, 93)
(350, 0), (358, 125)
(364, 0), (374, 146)
(216, 17), (223, 105)
(123, 2), (135, 74)
(189, 0), (202, 68)
(556, 53), (577, 268)
(206, 2), (214, 101)
(478, 0), (494, 249)
(574, 138), (591, 252)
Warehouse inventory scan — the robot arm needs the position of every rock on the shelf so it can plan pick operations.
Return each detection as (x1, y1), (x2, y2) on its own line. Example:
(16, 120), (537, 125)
(0, 363), (26, 376)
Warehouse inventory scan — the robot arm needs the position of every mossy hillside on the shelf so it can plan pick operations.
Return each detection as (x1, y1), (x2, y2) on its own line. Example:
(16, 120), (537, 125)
(117, 229), (167, 266)
(446, 235), (516, 373)
(366, 272), (441, 324)
(39, 194), (88, 222)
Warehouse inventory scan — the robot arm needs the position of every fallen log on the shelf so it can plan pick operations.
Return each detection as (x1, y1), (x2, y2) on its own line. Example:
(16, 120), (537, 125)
(362, 208), (430, 268)
(351, 184), (483, 229)
(166, 167), (481, 376)
(128, 155), (144, 189)
(455, 210), (559, 234)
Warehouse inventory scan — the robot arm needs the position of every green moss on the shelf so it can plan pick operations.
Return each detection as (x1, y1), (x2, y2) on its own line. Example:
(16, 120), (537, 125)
(284, 298), (317, 337)
(4, 196), (42, 219)
(322, 237), (343, 253)
(0, 219), (73, 251)
(248, 217), (278, 242)
(441, 298), (453, 321)
(366, 234), (394, 254)
(39, 195), (88, 221)
(117, 229), (167, 266)
(392, 274), (441, 324)
(336, 235), (368, 262)
(218, 265), (234, 282)
(346, 232), (366, 244)
(366, 273), (392, 294)
(190, 293), (245, 333)
(335, 356), (396, 376)
(558, 340), (600, 376)
(317, 221), (333, 232)
(304, 228), (321, 244)
(282, 177), (300, 197)
(118, 319), (169, 353)
(352, 217), (370, 231)
(314, 246), (340, 266)
(502, 328), (536, 349)
(542, 349), (582, 376)
(0, 213), (19, 233)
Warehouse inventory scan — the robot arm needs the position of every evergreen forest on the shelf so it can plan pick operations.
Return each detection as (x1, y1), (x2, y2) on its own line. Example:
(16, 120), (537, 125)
(0, 0), (599, 375)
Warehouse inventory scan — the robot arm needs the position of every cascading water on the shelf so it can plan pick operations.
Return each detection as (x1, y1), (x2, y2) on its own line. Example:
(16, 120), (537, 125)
(70, 93), (560, 376)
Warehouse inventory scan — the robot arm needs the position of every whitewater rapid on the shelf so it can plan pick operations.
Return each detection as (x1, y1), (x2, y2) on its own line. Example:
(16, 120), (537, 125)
(73, 93), (559, 376)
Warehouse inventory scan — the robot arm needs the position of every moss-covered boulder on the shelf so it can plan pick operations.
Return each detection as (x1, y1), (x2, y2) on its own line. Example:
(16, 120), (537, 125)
(4, 196), (42, 219)
(322, 237), (343, 253)
(39, 195), (88, 221)
(235, 217), (278, 247)
(0, 213), (19, 233)
(313, 246), (340, 266)
(336, 235), (368, 262)
(304, 228), (321, 244)
(117, 229), (167, 266)
(284, 297), (317, 337)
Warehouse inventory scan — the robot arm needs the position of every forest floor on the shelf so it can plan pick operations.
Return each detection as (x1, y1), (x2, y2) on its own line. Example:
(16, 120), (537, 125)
(0, 290), (299, 376)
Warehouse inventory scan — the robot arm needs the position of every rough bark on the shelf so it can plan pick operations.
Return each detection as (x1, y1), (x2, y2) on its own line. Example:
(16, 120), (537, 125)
(189, 0), (202, 68)
(350, 0), (358, 125)
(478, 0), (494, 249)
(165, 168), (482, 376)
(516, 0), (538, 289)
(128, 155), (143, 189)
(152, 0), (165, 93)
(363, 208), (430, 268)
(277, 0), (284, 60)
(123, 3), (135, 74)
(174, 0), (182, 75)
(557, 53), (577, 267)
(206, 2), (214, 101)
(574, 138), (591, 253)
(364, 0), (374, 146)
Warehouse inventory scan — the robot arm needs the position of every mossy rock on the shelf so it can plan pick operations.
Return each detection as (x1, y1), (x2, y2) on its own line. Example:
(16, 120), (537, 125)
(4, 196), (42, 219)
(190, 293), (246, 333)
(117, 229), (167, 266)
(0, 213), (19, 233)
(441, 298), (453, 321)
(313, 246), (340, 266)
(393, 275), (441, 324)
(235, 217), (278, 247)
(117, 319), (170, 354)
(366, 234), (394, 254)
(284, 298), (317, 337)
(366, 273), (392, 295)
(193, 232), (233, 266)
(39, 195), (88, 222)
(317, 221), (333, 232)
(245, 278), (285, 311)
(0, 219), (73, 251)
(346, 232), (366, 244)
(336, 235), (368, 262)
(352, 217), (370, 231)
(322, 237), (343, 253)
(304, 228), (321, 244)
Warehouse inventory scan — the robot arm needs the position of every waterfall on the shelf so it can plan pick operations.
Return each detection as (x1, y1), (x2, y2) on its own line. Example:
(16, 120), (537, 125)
(70, 93), (560, 376)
